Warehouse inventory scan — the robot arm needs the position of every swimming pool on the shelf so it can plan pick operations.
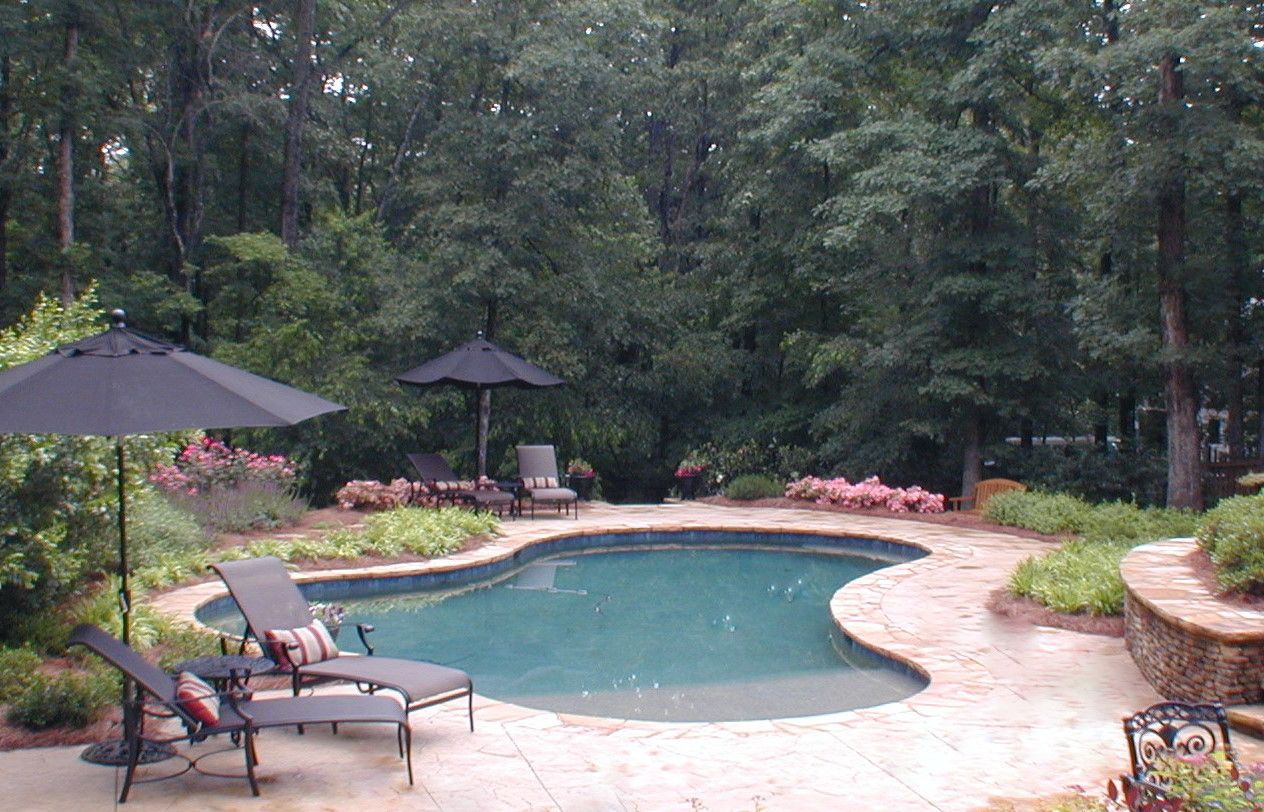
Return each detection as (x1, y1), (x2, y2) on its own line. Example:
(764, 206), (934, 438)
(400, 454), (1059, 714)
(199, 531), (928, 722)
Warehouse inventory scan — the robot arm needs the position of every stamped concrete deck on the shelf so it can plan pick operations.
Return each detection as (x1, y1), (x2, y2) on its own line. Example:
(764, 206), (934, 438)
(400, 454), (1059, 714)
(0, 503), (1203, 810)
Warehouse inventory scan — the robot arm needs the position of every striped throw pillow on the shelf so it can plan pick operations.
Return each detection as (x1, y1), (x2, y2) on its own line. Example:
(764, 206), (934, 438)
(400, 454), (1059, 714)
(175, 671), (220, 726)
(522, 476), (558, 489)
(264, 619), (339, 668)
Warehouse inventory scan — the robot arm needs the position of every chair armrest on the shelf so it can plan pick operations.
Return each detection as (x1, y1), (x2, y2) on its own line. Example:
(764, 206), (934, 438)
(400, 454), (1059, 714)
(946, 496), (972, 511)
(356, 623), (376, 656)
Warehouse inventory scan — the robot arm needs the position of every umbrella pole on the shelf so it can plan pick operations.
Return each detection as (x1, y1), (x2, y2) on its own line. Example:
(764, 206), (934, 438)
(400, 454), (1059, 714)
(477, 387), (492, 479)
(116, 437), (129, 646)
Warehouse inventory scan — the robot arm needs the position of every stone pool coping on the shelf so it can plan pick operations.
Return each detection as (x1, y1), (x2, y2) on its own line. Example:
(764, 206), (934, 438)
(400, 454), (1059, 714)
(18, 502), (1182, 810)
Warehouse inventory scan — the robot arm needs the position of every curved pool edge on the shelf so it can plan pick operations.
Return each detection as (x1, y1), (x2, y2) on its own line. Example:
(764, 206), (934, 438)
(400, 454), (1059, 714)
(151, 504), (999, 731)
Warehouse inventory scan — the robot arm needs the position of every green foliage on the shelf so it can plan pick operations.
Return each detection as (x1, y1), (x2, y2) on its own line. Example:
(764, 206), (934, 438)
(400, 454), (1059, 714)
(128, 490), (209, 570)
(322, 507), (499, 559)
(1009, 540), (1131, 615)
(150, 621), (224, 672)
(984, 491), (1091, 535)
(1198, 495), (1264, 594)
(1145, 752), (1264, 812)
(167, 482), (308, 534)
(0, 646), (44, 699)
(724, 474), (786, 501)
(7, 669), (115, 730)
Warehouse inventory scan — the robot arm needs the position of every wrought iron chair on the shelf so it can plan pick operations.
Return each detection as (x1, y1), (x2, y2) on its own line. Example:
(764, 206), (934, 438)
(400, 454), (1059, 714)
(68, 624), (412, 802)
(1119, 700), (1242, 808)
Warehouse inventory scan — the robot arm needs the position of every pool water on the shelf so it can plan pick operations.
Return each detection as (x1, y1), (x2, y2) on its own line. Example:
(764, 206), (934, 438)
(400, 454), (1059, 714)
(214, 545), (925, 722)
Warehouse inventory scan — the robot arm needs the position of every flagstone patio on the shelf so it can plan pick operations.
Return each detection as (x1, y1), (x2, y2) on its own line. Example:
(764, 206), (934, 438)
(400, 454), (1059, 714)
(4, 502), (1251, 811)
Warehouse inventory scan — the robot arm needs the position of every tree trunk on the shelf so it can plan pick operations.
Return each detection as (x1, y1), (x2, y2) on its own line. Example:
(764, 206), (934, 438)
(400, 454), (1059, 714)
(960, 406), (983, 499)
(1156, 54), (1202, 509)
(56, 18), (79, 306)
(1225, 190), (1247, 459)
(280, 0), (317, 248)
(1118, 391), (1136, 452)
(0, 54), (11, 292)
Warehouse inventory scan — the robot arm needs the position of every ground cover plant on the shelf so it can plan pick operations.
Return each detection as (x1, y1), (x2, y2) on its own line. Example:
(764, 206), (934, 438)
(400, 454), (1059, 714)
(1197, 494), (1264, 594)
(994, 492), (1199, 616)
(724, 474), (786, 501)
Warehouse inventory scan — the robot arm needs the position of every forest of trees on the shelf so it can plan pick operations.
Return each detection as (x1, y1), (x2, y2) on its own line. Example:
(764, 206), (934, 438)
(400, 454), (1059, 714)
(0, 0), (1261, 507)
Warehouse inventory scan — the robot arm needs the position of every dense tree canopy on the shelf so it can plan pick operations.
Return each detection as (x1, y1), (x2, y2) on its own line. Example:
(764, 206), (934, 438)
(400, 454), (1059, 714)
(1, 0), (1260, 506)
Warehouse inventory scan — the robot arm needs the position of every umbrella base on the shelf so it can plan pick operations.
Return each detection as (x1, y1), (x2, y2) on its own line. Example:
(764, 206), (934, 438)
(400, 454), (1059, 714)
(81, 738), (178, 766)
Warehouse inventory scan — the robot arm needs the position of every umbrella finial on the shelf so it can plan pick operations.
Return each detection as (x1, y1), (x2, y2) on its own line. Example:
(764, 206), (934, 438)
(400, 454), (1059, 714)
(110, 309), (126, 328)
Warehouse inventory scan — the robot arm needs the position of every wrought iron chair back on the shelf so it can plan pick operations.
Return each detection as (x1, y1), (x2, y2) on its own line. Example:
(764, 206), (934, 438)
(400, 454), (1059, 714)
(1123, 700), (1239, 781)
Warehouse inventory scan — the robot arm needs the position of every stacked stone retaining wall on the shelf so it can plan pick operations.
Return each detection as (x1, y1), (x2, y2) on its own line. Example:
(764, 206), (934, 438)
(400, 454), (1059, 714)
(1121, 539), (1264, 705)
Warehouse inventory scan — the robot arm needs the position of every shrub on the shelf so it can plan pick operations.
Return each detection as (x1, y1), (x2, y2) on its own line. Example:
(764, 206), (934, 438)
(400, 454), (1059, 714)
(1079, 501), (1198, 545)
(1198, 494), (1264, 594)
(128, 489), (208, 568)
(725, 474), (786, 501)
(0, 646), (44, 698)
(7, 668), (114, 730)
(149, 436), (297, 495)
(166, 480), (308, 533)
(984, 491), (1091, 535)
(1140, 751), (1264, 811)
(1009, 539), (1131, 615)
(335, 479), (416, 511)
(785, 475), (945, 513)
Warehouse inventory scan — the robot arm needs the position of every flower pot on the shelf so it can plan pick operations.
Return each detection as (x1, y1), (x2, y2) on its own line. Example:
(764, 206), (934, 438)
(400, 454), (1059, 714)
(567, 473), (595, 500)
(676, 474), (701, 499)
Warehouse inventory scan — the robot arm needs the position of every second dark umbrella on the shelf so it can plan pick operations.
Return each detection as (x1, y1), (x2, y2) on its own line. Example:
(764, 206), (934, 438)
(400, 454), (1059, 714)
(395, 332), (564, 477)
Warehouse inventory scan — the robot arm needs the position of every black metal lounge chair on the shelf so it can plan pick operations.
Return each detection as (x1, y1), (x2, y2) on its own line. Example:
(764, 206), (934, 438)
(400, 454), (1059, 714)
(406, 452), (515, 517)
(210, 556), (474, 729)
(67, 624), (412, 802)
(516, 445), (578, 519)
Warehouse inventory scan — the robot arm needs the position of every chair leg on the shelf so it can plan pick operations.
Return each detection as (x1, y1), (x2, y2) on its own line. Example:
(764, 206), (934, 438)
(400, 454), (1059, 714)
(468, 684), (475, 732)
(119, 726), (141, 803)
(244, 727), (260, 796)
(291, 671), (305, 735)
(403, 723), (414, 785)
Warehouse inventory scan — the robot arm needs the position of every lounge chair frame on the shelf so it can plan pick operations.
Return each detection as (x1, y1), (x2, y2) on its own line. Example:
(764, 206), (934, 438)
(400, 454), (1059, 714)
(68, 624), (412, 803)
(210, 556), (474, 729)
(406, 452), (515, 517)
(516, 444), (579, 519)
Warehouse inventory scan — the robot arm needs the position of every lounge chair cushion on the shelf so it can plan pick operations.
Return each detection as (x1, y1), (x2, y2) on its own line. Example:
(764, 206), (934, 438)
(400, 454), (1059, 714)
(174, 671), (220, 726)
(522, 476), (559, 489)
(264, 619), (339, 668)
(525, 486), (576, 502)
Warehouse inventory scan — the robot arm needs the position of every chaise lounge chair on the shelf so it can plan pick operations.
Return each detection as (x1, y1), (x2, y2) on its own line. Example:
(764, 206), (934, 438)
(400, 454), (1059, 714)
(516, 444), (578, 519)
(210, 556), (474, 729)
(406, 452), (515, 517)
(68, 623), (412, 802)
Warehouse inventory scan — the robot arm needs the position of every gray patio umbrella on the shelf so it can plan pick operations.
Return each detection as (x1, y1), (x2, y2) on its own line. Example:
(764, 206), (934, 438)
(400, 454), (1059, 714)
(395, 332), (564, 478)
(0, 310), (345, 644)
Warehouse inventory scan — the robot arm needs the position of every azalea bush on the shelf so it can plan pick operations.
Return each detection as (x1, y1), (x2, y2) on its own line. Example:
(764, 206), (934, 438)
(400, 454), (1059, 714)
(785, 475), (945, 513)
(335, 478), (418, 511)
(150, 437), (297, 495)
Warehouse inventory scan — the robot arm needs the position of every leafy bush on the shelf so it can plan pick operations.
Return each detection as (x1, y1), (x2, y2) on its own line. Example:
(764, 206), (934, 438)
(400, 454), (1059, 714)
(984, 491), (1091, 535)
(166, 480), (308, 533)
(1141, 751), (1264, 811)
(335, 479), (416, 511)
(7, 668), (115, 730)
(326, 506), (498, 558)
(1009, 539), (1131, 615)
(1079, 501), (1198, 545)
(128, 489), (208, 569)
(1198, 494), (1264, 594)
(785, 475), (945, 513)
(151, 621), (225, 671)
(0, 646), (44, 698)
(0, 288), (191, 631)
(725, 474), (786, 501)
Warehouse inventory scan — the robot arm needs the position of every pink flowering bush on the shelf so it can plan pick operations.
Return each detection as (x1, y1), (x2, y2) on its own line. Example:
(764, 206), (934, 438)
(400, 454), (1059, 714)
(149, 437), (296, 496)
(335, 479), (418, 511)
(785, 475), (945, 514)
